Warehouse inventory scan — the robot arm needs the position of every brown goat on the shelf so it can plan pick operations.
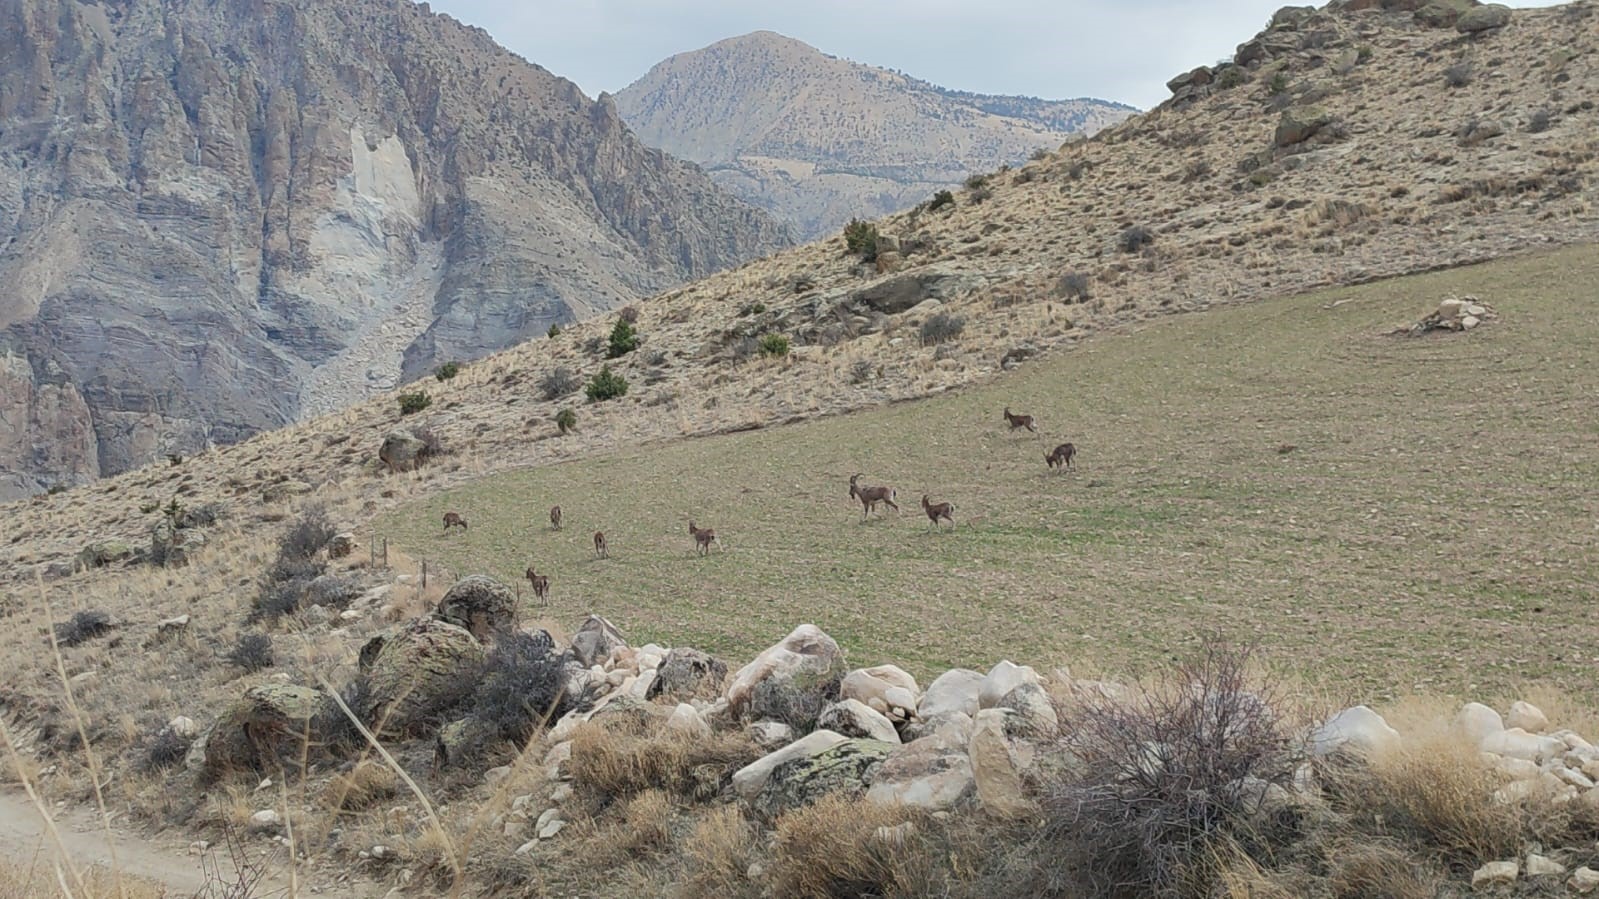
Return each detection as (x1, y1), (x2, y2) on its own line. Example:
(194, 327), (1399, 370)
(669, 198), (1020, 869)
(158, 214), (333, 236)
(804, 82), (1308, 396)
(921, 494), (955, 530)
(848, 473), (900, 520)
(442, 512), (468, 532)
(549, 505), (563, 530)
(1045, 442), (1077, 470)
(593, 531), (608, 559)
(1003, 407), (1037, 432)
(688, 521), (724, 555)
(525, 566), (550, 602)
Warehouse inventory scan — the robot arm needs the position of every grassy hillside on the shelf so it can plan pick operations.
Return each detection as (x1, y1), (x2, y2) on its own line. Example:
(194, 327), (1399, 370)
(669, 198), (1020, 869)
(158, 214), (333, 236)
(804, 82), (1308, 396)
(378, 245), (1599, 699)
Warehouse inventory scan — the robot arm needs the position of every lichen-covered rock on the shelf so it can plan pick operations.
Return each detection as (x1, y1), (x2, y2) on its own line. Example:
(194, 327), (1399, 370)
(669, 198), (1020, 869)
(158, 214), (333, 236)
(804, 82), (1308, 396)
(646, 647), (728, 703)
(1456, 3), (1511, 33)
(433, 576), (518, 643)
(360, 618), (485, 737)
(969, 708), (1033, 818)
(733, 729), (849, 802)
(150, 520), (208, 567)
(77, 540), (133, 569)
(866, 729), (976, 810)
(197, 683), (332, 779)
(751, 738), (897, 819)
(1275, 105), (1332, 147)
(570, 615), (627, 668)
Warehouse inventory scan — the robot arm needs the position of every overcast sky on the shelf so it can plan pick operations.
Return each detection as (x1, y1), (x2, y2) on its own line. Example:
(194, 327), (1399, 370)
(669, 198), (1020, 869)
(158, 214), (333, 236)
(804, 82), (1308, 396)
(425, 1), (1558, 111)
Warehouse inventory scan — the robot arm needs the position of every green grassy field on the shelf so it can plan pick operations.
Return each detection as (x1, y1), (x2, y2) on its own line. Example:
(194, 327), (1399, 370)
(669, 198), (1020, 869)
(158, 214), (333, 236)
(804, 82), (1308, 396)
(378, 246), (1599, 699)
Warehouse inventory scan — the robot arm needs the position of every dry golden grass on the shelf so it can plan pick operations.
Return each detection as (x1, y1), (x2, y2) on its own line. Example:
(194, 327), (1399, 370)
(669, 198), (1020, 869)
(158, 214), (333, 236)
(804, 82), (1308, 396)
(679, 805), (762, 899)
(567, 713), (763, 806)
(768, 794), (918, 899)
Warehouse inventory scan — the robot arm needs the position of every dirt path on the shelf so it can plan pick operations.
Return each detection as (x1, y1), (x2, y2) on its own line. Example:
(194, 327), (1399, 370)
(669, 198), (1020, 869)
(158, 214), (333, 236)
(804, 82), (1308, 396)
(0, 790), (381, 897)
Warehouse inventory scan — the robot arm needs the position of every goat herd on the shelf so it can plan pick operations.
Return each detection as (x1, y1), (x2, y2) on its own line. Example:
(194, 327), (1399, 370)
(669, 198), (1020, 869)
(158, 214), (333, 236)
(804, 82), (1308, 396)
(435, 407), (1076, 604)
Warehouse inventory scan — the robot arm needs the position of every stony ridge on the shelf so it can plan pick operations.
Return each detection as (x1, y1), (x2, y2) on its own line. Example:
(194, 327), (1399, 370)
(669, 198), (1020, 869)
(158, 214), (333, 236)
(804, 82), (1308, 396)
(614, 30), (1135, 238)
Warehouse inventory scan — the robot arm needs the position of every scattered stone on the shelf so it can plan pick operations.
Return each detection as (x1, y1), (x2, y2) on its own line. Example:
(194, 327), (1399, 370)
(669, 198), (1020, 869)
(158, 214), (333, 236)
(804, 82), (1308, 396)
(995, 683), (1058, 737)
(515, 839), (537, 856)
(748, 721), (795, 750)
(248, 809), (281, 831)
(327, 533), (357, 559)
(261, 480), (313, 503)
(357, 619), (484, 737)
(1571, 867), (1599, 893)
(484, 766), (512, 786)
(1472, 860), (1519, 887)
(168, 716), (199, 741)
(865, 729), (975, 810)
(1275, 105), (1332, 147)
(977, 661), (1040, 710)
(840, 666), (920, 721)
(726, 624), (846, 722)
(969, 709), (1031, 818)
(379, 430), (428, 473)
(1526, 853), (1566, 877)
(1481, 728), (1564, 764)
(919, 669), (985, 721)
(751, 738), (897, 819)
(646, 648), (728, 703)
(77, 540), (133, 570)
(666, 703), (711, 738)
(1457, 702), (1505, 745)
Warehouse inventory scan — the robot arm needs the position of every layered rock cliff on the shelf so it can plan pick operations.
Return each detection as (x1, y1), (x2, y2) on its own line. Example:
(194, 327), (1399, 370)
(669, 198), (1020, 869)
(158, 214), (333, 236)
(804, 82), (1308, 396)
(0, 0), (790, 498)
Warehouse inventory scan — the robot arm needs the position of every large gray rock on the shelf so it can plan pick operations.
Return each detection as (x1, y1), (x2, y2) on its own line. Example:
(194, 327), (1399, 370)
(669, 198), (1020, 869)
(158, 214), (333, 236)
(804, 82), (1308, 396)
(1457, 3), (1511, 32)
(1308, 705), (1400, 759)
(570, 615), (627, 668)
(433, 576), (519, 643)
(358, 618), (485, 737)
(733, 729), (849, 802)
(750, 738), (898, 819)
(379, 431), (429, 474)
(77, 540), (134, 570)
(840, 666), (920, 722)
(726, 624), (847, 722)
(817, 699), (902, 743)
(1275, 106), (1333, 147)
(646, 648), (728, 703)
(196, 683), (332, 779)
(969, 709), (1033, 818)
(865, 729), (975, 810)
(919, 669), (985, 721)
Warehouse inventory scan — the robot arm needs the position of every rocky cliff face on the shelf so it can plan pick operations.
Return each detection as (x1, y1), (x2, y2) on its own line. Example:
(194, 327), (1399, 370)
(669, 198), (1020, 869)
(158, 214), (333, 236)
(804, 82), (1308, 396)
(0, 0), (790, 499)
(614, 31), (1136, 239)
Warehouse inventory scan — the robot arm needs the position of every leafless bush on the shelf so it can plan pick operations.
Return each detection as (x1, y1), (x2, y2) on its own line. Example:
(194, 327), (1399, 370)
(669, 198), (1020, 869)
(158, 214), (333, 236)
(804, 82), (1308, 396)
(1041, 641), (1304, 898)
(1444, 62), (1473, 88)
(1119, 225), (1156, 254)
(920, 312), (967, 346)
(849, 359), (876, 384)
(1060, 272), (1093, 303)
(226, 633), (275, 673)
(55, 609), (113, 647)
(618, 305), (640, 324)
(1526, 108), (1552, 133)
(539, 366), (581, 401)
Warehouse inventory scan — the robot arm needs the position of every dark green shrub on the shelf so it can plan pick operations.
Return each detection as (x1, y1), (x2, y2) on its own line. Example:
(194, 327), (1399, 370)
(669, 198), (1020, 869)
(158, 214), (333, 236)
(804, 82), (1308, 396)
(547, 323), (562, 339)
(607, 318), (639, 358)
(1269, 71), (1289, 94)
(434, 362), (461, 381)
(738, 301), (767, 317)
(555, 408), (577, 434)
(964, 173), (991, 191)
(843, 219), (880, 262)
(586, 365), (629, 402)
(398, 391), (431, 416)
(758, 333), (791, 358)
(928, 190), (956, 211)
(55, 610), (113, 647)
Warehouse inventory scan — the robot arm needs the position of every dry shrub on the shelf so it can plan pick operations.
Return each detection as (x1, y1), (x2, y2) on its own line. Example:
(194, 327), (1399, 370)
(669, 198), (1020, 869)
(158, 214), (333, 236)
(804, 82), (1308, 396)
(54, 609), (112, 647)
(769, 794), (913, 898)
(323, 759), (398, 811)
(681, 805), (761, 899)
(1302, 198), (1376, 229)
(1327, 843), (1438, 899)
(575, 789), (677, 871)
(1042, 641), (1305, 899)
(1331, 724), (1521, 865)
(568, 712), (763, 805)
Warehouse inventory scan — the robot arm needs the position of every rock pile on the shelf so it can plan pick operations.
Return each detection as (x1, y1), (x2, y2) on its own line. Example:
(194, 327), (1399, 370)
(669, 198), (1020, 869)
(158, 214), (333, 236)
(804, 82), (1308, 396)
(1397, 296), (1497, 335)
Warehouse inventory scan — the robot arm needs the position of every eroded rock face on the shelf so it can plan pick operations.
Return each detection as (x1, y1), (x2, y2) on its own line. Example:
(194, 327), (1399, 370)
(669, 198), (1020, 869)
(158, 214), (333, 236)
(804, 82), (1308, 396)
(0, 0), (790, 497)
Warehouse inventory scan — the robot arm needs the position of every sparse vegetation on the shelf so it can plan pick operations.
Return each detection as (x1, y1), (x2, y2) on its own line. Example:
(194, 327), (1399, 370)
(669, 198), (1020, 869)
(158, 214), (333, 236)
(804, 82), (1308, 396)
(555, 407), (577, 434)
(1060, 272), (1093, 302)
(398, 390), (432, 416)
(738, 301), (767, 317)
(607, 318), (640, 358)
(433, 361), (461, 381)
(547, 322), (562, 339)
(226, 632), (275, 672)
(136, 722), (192, 772)
(757, 333), (790, 358)
(919, 312), (967, 346)
(928, 189), (956, 211)
(585, 365), (629, 402)
(1119, 224), (1156, 253)
(441, 631), (588, 770)
(1030, 147), (1051, 162)
(1217, 66), (1247, 89)
(964, 173), (991, 191)
(968, 186), (994, 204)
(538, 366), (581, 401)
(849, 359), (876, 384)
(1269, 71), (1289, 95)
(1444, 62), (1473, 89)
(617, 305), (640, 325)
(843, 218), (880, 262)
(248, 506), (336, 623)
(1357, 45), (1374, 63)
(1527, 108), (1552, 133)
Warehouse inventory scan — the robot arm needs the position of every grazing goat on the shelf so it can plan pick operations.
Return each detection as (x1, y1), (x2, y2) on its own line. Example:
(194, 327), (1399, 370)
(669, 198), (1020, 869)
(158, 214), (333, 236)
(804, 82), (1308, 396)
(442, 512), (468, 532)
(525, 567), (549, 602)
(848, 473), (900, 520)
(1003, 407), (1037, 432)
(1045, 442), (1077, 470)
(688, 521), (724, 555)
(549, 505), (563, 530)
(593, 531), (608, 559)
(921, 494), (955, 530)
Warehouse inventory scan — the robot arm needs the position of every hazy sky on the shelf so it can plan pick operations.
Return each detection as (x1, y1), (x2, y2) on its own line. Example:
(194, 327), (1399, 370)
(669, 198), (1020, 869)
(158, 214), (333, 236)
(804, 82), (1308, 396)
(424, 1), (1559, 111)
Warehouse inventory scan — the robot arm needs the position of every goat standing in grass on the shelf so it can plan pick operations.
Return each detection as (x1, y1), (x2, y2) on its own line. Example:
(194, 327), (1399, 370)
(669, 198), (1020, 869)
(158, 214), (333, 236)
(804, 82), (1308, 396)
(849, 473), (899, 520)
(1003, 407), (1037, 433)
(549, 505), (563, 530)
(1046, 442), (1077, 470)
(593, 531), (608, 559)
(688, 522), (724, 555)
(442, 512), (468, 532)
(921, 494), (955, 531)
(525, 567), (549, 603)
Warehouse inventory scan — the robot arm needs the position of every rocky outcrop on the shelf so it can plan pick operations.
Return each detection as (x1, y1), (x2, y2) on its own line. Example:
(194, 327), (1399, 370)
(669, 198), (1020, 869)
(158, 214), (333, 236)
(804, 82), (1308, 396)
(615, 31), (1133, 239)
(0, 0), (790, 497)
(433, 575), (519, 644)
(194, 683), (331, 779)
(358, 617), (485, 737)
